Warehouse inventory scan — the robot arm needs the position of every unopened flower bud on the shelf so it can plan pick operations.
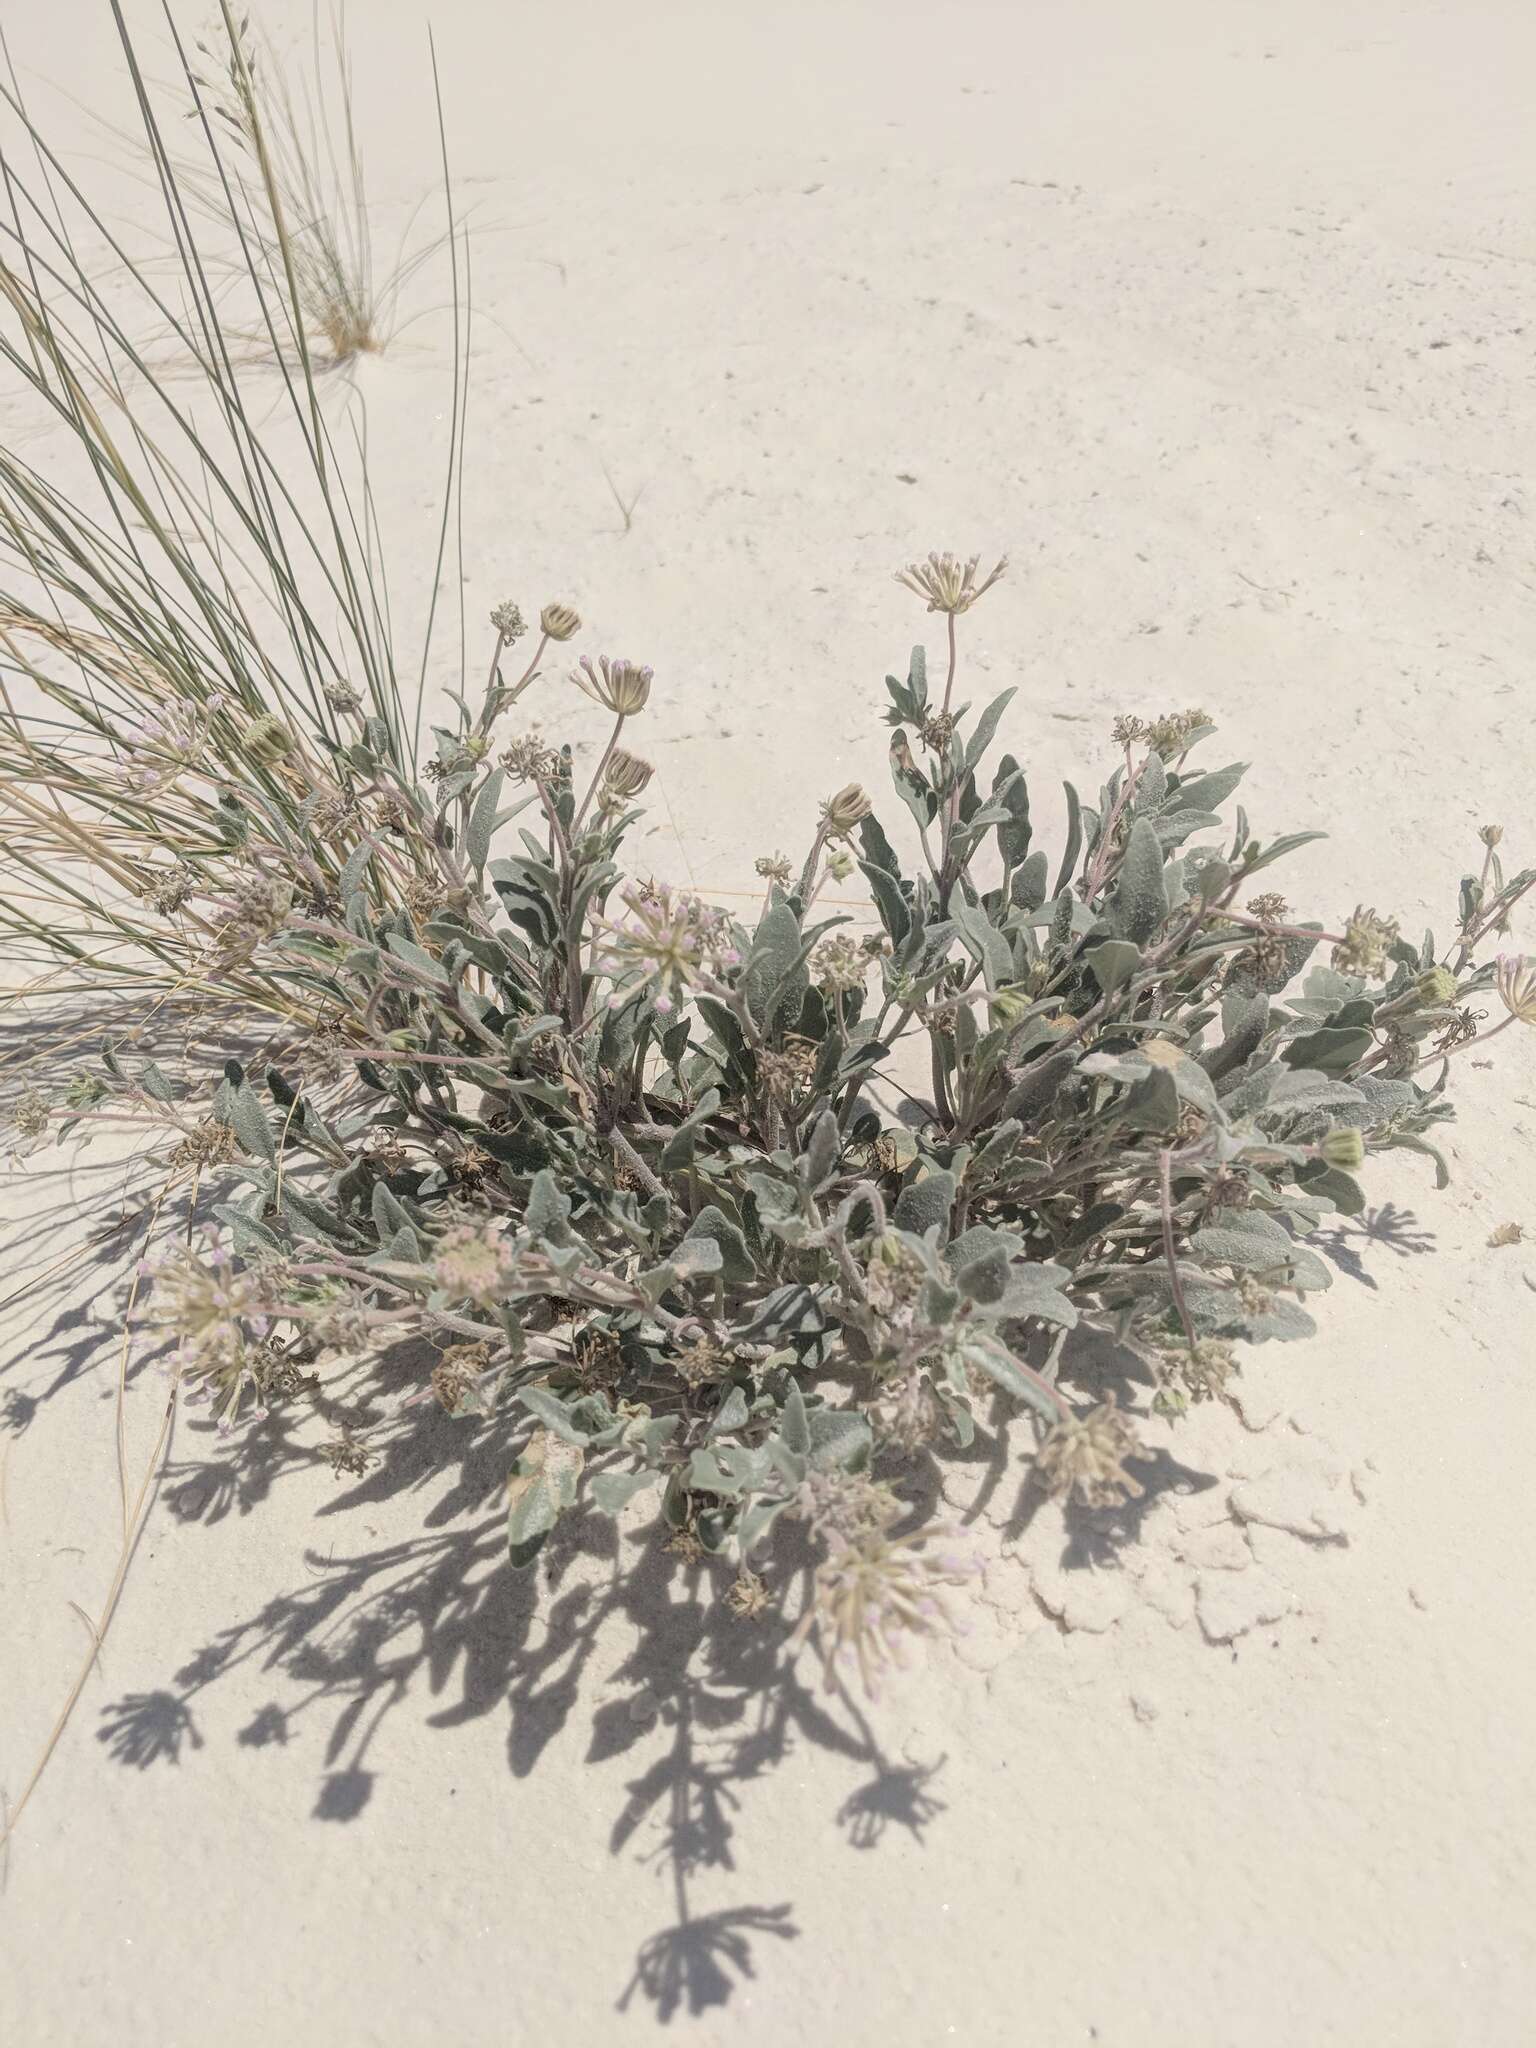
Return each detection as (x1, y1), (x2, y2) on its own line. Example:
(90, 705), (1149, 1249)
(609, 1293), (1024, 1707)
(540, 602), (582, 642)
(1479, 824), (1504, 848)
(1415, 966), (1458, 1007)
(821, 783), (873, 836)
(242, 712), (293, 764)
(1319, 1127), (1365, 1170)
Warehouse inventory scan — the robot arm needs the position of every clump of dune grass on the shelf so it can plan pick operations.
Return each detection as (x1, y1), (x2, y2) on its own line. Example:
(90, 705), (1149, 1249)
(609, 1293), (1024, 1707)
(0, 0), (466, 1839)
(0, 0), (471, 1013)
(175, 4), (452, 367)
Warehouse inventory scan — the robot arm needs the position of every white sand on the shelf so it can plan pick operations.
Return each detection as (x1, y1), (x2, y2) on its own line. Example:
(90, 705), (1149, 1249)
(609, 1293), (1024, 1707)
(3, 1), (1535, 2040)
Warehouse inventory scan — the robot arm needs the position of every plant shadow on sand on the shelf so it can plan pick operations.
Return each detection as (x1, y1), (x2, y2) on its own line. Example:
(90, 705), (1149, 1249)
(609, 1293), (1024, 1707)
(6, 1178), (1439, 2019)
(42, 1326), (1195, 2018)
(3, 1017), (1437, 2020)
(69, 1368), (963, 2022)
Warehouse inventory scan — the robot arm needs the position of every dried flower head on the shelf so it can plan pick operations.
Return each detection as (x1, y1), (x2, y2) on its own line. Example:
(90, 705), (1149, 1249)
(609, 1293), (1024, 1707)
(501, 731), (561, 783)
(1246, 892), (1290, 926)
(812, 933), (869, 996)
(571, 655), (653, 716)
(571, 1325), (624, 1392)
(166, 1118), (238, 1180)
(895, 551), (1007, 616)
(1488, 1221), (1524, 1249)
(215, 872), (295, 962)
(873, 1367), (944, 1454)
(820, 783), (873, 836)
(1494, 954), (1536, 1026)
(324, 680), (363, 716)
(539, 602), (581, 642)
(726, 1569), (773, 1621)
(1204, 1171), (1253, 1212)
(490, 600), (527, 642)
(756, 1039), (819, 1102)
(1034, 1398), (1146, 1508)
(432, 1341), (490, 1413)
(303, 784), (361, 840)
(1113, 708), (1212, 758)
(755, 852), (792, 885)
(320, 1430), (373, 1479)
(141, 863), (198, 916)
(1332, 905), (1399, 978)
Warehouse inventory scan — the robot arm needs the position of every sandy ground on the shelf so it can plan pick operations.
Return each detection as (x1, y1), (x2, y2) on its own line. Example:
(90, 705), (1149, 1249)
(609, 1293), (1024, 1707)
(3, 1), (1535, 2041)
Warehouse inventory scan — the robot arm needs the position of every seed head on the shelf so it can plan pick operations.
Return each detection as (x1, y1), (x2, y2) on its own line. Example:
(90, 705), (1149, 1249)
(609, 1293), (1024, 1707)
(895, 551), (1007, 616)
(571, 655), (652, 716)
(490, 600), (527, 641)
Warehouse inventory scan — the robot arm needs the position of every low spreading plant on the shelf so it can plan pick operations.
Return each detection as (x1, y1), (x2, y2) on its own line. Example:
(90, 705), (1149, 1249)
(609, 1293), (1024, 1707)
(1, 11), (1530, 1724)
(16, 553), (1532, 1696)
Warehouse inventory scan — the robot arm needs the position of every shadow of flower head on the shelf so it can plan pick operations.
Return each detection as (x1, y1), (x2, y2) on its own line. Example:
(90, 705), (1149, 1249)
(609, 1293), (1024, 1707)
(312, 1767), (374, 1821)
(617, 1903), (798, 2023)
(837, 1754), (947, 1849)
(97, 1690), (202, 1769)
(237, 1702), (291, 1748)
